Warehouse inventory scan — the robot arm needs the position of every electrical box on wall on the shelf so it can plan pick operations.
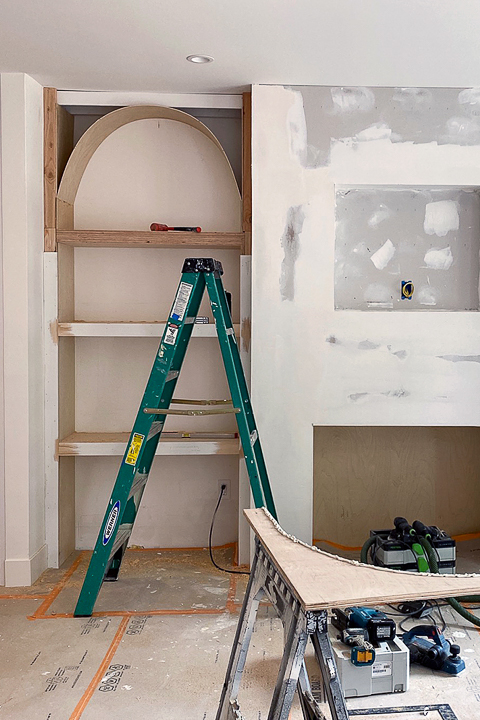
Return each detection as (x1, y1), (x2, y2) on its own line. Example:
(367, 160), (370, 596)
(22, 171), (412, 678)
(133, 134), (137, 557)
(335, 186), (480, 311)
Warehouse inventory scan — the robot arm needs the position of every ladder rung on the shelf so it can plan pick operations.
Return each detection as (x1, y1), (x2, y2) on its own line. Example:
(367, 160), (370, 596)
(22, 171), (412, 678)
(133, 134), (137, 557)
(143, 407), (240, 416)
(128, 473), (148, 500)
(171, 398), (233, 406)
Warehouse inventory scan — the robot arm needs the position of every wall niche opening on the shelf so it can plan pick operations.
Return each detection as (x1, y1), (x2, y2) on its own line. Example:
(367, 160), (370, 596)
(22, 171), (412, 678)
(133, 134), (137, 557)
(313, 426), (480, 561)
(335, 186), (480, 312)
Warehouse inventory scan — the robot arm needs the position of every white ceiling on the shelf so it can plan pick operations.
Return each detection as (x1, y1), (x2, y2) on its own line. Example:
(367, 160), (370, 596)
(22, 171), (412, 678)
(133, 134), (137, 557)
(1, 1), (480, 93)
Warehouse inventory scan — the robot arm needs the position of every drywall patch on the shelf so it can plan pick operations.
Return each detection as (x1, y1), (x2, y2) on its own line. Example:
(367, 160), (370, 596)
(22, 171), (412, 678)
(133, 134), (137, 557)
(280, 205), (305, 301)
(358, 340), (380, 350)
(355, 123), (400, 142)
(371, 239), (395, 270)
(287, 90), (307, 166)
(348, 389), (410, 403)
(439, 355), (480, 363)
(348, 392), (369, 403)
(417, 285), (438, 305)
(241, 317), (251, 354)
(368, 205), (392, 228)
(364, 283), (393, 306)
(385, 389), (410, 398)
(424, 201), (459, 237)
(392, 87), (433, 111)
(458, 88), (480, 117)
(445, 116), (480, 144)
(424, 246), (454, 270)
(330, 87), (375, 115)
(326, 335), (340, 344)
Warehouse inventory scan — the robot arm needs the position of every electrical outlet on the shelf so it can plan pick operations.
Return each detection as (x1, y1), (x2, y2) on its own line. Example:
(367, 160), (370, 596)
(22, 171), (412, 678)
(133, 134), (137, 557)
(218, 479), (231, 500)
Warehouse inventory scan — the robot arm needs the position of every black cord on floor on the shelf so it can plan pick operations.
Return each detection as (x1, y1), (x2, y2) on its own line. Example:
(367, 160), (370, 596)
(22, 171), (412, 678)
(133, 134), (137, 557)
(209, 485), (250, 576)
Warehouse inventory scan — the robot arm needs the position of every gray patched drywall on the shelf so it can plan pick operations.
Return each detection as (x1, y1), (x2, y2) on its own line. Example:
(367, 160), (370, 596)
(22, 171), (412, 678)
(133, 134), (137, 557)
(335, 187), (480, 311)
(280, 205), (304, 301)
(291, 86), (480, 168)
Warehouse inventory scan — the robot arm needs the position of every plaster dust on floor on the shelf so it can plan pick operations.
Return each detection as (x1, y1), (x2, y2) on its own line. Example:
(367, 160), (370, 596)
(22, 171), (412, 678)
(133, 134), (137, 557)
(1, 546), (480, 718)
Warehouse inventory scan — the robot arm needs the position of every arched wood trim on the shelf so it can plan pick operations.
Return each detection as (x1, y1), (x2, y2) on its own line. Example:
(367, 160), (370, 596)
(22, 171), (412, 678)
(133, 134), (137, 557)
(57, 105), (240, 230)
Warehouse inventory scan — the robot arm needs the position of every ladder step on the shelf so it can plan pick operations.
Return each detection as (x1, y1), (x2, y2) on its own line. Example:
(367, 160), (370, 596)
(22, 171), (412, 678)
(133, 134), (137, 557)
(143, 407), (240, 416)
(128, 472), (149, 500)
(108, 525), (133, 558)
(171, 398), (233, 406)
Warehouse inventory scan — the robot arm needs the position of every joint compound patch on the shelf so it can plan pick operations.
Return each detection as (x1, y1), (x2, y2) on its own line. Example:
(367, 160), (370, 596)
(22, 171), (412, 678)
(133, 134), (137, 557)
(103, 501), (121, 546)
(164, 323), (179, 346)
(171, 282), (193, 321)
(125, 433), (144, 466)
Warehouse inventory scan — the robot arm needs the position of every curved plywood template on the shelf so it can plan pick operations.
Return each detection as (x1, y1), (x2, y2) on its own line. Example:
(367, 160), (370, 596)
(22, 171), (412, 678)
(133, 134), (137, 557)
(245, 508), (480, 610)
(57, 106), (241, 230)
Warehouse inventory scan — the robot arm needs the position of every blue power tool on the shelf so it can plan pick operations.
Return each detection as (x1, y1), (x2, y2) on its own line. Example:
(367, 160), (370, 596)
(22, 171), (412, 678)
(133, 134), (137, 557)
(332, 607), (397, 666)
(347, 607), (397, 643)
(402, 625), (465, 675)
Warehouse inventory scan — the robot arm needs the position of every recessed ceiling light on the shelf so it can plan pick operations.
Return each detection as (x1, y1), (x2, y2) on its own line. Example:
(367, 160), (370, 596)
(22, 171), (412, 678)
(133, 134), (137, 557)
(186, 55), (214, 64)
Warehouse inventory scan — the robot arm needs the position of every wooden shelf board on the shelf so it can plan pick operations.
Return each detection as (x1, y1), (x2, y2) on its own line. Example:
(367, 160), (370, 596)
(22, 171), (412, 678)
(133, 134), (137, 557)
(56, 230), (244, 249)
(58, 432), (240, 457)
(57, 322), (240, 338)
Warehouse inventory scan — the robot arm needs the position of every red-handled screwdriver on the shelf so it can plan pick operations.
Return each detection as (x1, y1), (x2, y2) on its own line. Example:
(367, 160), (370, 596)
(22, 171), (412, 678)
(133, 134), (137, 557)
(150, 223), (202, 232)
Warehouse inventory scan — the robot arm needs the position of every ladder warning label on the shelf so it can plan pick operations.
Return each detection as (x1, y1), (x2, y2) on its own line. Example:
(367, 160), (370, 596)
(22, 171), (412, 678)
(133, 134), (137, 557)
(125, 433), (145, 466)
(164, 323), (179, 345)
(171, 282), (193, 321)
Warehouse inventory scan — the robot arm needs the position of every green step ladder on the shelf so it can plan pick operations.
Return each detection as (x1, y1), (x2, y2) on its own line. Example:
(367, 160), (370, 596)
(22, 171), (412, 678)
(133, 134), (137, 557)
(74, 258), (277, 617)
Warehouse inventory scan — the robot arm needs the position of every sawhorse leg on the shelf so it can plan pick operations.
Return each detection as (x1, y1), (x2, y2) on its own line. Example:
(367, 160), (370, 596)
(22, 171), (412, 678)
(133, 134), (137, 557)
(217, 540), (345, 720)
(311, 613), (349, 720)
(216, 551), (264, 719)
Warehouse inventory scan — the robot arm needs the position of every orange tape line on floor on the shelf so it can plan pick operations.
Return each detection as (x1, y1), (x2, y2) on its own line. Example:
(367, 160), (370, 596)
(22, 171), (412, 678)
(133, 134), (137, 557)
(30, 553), (85, 619)
(452, 531), (480, 542)
(313, 538), (363, 552)
(226, 573), (238, 613)
(69, 615), (129, 720)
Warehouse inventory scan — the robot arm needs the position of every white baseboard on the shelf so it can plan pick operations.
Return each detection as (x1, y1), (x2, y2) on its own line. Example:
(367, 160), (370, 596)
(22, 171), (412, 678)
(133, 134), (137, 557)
(4, 543), (48, 587)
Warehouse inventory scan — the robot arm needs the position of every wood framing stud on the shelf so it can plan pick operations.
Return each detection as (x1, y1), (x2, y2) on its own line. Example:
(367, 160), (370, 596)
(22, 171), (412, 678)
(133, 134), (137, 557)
(43, 87), (57, 252)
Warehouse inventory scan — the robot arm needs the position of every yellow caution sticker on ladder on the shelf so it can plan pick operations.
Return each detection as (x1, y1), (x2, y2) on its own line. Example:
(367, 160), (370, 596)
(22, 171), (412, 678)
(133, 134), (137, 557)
(125, 433), (145, 466)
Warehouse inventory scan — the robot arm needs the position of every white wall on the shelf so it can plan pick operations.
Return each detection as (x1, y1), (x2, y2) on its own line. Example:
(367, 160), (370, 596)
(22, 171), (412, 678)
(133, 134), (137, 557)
(0, 73), (45, 585)
(252, 84), (480, 543)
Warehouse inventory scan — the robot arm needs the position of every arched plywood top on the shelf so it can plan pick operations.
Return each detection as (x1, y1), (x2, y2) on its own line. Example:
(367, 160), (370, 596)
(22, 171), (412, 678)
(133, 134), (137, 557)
(57, 105), (240, 229)
(246, 508), (480, 610)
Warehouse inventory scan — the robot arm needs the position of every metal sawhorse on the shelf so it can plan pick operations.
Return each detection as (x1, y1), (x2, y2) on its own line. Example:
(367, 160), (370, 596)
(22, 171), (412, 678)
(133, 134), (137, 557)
(216, 535), (348, 720)
(216, 509), (478, 720)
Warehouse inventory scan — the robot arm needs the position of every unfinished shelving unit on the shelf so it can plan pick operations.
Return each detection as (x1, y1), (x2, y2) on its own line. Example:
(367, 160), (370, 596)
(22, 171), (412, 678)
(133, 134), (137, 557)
(44, 90), (253, 567)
